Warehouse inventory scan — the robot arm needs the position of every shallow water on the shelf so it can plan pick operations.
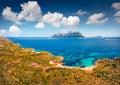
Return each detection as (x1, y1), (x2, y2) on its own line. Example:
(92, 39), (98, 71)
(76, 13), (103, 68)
(8, 37), (120, 67)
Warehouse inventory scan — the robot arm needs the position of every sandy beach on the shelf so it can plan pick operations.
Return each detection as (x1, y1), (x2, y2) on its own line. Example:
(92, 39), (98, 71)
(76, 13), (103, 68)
(49, 60), (96, 71)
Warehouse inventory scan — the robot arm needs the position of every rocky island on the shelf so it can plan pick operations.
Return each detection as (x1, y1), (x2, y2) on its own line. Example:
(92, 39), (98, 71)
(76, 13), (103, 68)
(51, 31), (84, 38)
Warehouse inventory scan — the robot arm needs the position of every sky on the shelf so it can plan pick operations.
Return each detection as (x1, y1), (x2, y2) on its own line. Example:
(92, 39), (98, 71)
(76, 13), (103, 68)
(0, 0), (120, 37)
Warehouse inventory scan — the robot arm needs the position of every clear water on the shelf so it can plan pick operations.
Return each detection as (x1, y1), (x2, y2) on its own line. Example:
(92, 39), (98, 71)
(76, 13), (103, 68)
(8, 37), (120, 67)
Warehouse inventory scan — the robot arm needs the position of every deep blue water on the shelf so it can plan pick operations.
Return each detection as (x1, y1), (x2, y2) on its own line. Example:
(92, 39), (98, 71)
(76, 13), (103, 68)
(8, 37), (120, 67)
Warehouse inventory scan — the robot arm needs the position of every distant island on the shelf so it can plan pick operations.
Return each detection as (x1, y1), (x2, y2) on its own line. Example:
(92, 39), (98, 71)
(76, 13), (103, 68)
(51, 31), (84, 38)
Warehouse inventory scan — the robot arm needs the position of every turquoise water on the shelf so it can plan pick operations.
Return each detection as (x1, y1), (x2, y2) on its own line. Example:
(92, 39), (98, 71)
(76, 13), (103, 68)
(80, 58), (94, 67)
(8, 37), (120, 67)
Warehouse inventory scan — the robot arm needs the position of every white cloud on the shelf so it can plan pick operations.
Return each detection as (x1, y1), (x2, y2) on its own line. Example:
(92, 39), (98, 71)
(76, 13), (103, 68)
(2, 1), (80, 28)
(34, 23), (45, 29)
(42, 12), (80, 27)
(2, 7), (20, 24)
(18, 1), (42, 21)
(0, 26), (22, 37)
(86, 13), (108, 25)
(2, 1), (41, 24)
(114, 11), (120, 16)
(112, 3), (120, 23)
(0, 29), (7, 36)
(62, 16), (80, 27)
(115, 18), (120, 23)
(75, 10), (87, 16)
(112, 2), (120, 10)
(9, 25), (21, 37)
(42, 12), (63, 27)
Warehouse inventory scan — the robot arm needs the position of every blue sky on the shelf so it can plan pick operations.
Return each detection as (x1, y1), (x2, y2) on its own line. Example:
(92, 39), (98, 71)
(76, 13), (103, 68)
(0, 0), (120, 37)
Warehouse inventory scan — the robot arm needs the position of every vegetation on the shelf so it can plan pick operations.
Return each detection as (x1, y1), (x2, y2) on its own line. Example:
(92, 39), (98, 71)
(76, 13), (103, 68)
(93, 58), (120, 85)
(0, 37), (120, 85)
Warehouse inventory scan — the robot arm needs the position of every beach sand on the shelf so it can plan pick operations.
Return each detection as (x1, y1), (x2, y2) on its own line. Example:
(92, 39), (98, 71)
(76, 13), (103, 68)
(49, 60), (96, 71)
(80, 66), (96, 71)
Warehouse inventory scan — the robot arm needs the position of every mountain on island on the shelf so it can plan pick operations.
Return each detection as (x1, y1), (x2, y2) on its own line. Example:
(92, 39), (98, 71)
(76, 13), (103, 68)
(51, 31), (84, 38)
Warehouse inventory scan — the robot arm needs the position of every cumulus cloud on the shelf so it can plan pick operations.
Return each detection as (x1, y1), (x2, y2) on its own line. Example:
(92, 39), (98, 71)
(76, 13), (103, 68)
(62, 16), (80, 27)
(86, 13), (108, 25)
(34, 23), (45, 29)
(2, 7), (20, 24)
(2, 1), (42, 24)
(42, 12), (80, 27)
(112, 2), (120, 10)
(112, 3), (120, 23)
(75, 10), (87, 16)
(114, 11), (120, 16)
(18, 1), (42, 21)
(114, 18), (120, 23)
(2, 1), (80, 28)
(9, 25), (21, 36)
(0, 27), (22, 37)
(42, 12), (63, 27)
(0, 29), (7, 36)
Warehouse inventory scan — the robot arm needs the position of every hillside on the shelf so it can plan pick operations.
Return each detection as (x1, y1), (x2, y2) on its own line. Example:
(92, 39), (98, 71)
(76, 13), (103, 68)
(51, 31), (84, 38)
(0, 37), (120, 85)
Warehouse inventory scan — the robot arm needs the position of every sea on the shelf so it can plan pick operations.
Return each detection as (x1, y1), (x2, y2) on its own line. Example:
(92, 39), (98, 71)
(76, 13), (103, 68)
(8, 37), (120, 67)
